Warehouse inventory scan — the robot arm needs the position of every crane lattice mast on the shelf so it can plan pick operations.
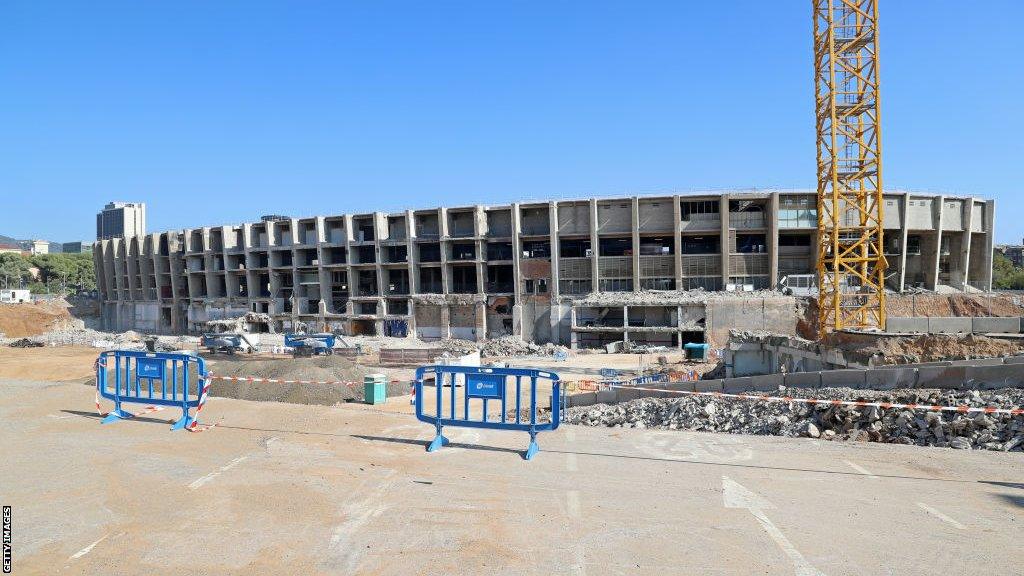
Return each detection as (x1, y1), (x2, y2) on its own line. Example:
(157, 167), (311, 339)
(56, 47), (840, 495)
(813, 0), (887, 335)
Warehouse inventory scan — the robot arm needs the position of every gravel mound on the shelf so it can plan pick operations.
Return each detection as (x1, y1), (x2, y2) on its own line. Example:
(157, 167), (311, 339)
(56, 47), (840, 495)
(567, 386), (1024, 451)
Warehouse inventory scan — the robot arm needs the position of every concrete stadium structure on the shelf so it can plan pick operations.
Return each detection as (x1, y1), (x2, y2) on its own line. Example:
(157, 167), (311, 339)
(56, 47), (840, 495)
(95, 190), (995, 346)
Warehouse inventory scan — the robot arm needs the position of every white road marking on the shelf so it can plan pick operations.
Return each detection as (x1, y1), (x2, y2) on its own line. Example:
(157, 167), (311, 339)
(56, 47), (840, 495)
(188, 455), (249, 489)
(917, 502), (966, 530)
(566, 452), (579, 472)
(48, 414), (73, 420)
(69, 534), (108, 560)
(566, 490), (581, 518)
(723, 476), (826, 576)
(188, 437), (279, 490)
(842, 460), (878, 479)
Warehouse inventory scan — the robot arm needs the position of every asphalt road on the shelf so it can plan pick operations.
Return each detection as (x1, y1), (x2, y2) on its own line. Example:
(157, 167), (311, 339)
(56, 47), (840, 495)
(1, 378), (1021, 575)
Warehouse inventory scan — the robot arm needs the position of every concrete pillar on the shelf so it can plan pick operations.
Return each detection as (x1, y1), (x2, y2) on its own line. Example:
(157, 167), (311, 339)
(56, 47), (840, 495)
(407, 299), (418, 337)
(475, 301), (487, 341)
(672, 195), (683, 290)
(898, 193), (910, 292)
(720, 195), (731, 288)
(589, 199), (600, 291)
(631, 196), (640, 292)
(932, 195), (945, 289)
(960, 200), (974, 291)
(511, 202), (523, 308)
(440, 304), (452, 339)
(768, 193), (779, 288)
(983, 199), (996, 291)
(548, 201), (561, 343)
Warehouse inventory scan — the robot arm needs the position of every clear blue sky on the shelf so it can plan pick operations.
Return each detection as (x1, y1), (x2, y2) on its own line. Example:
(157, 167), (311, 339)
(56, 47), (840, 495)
(1, 1), (1021, 243)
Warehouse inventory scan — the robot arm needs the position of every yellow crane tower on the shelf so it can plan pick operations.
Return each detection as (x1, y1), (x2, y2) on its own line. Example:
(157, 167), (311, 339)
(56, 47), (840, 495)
(813, 0), (887, 336)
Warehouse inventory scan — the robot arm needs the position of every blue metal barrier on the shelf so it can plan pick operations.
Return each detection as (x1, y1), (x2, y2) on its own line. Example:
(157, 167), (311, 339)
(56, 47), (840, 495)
(96, 350), (206, 430)
(414, 365), (561, 460)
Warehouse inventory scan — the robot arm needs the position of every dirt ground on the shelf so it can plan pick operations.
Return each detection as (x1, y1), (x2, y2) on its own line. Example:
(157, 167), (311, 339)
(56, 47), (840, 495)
(3, 377), (1022, 575)
(827, 332), (1024, 364)
(0, 346), (98, 381)
(0, 301), (77, 338)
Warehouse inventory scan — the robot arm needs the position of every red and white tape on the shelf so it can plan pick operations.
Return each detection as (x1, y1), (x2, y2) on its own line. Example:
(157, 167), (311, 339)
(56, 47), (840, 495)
(187, 374), (217, 433)
(606, 384), (1024, 416)
(205, 375), (362, 386)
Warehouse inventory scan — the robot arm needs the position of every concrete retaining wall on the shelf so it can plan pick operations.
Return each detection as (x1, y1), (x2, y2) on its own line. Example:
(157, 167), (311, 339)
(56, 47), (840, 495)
(886, 316), (1023, 335)
(565, 355), (1024, 408)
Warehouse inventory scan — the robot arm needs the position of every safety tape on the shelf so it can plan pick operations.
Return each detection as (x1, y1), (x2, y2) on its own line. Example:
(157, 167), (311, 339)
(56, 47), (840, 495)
(202, 375), (402, 387)
(93, 388), (165, 418)
(605, 384), (1024, 416)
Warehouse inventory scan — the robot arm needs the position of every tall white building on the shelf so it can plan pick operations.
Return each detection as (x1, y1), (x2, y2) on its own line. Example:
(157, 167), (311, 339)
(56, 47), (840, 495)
(96, 202), (146, 240)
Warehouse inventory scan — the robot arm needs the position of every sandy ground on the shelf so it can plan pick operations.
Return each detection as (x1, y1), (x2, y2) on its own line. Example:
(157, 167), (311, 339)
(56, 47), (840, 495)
(2, 377), (1022, 575)
(0, 346), (99, 381)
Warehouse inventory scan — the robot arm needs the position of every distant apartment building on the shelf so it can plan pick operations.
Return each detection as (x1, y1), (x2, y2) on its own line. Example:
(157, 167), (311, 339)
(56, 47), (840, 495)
(62, 241), (93, 254)
(996, 241), (1024, 267)
(95, 190), (995, 342)
(96, 202), (146, 240)
(29, 240), (49, 255)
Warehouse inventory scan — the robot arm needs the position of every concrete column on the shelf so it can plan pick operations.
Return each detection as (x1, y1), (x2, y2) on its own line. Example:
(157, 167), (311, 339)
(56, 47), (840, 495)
(475, 301), (487, 341)
(589, 199), (599, 290)
(631, 197), (640, 292)
(677, 304), (684, 350)
(960, 200), (975, 291)
(898, 193), (910, 292)
(983, 199), (996, 291)
(720, 195), (731, 288)
(672, 195), (683, 289)
(768, 193), (780, 288)
(475, 205), (487, 298)
(405, 209), (417, 295)
(932, 195), (945, 289)
(548, 201), (561, 344)
(622, 305), (629, 344)
(511, 203), (523, 338)
(440, 304), (452, 339)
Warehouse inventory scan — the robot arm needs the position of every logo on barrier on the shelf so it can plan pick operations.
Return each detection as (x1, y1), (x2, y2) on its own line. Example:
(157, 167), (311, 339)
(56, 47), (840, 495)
(414, 365), (561, 460)
(95, 350), (207, 431)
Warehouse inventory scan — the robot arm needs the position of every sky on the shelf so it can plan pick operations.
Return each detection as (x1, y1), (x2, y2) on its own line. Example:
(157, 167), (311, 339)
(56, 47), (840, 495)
(1, 1), (1021, 244)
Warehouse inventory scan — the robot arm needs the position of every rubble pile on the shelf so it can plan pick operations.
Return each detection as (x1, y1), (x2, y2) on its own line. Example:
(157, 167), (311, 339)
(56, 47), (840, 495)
(481, 336), (568, 358)
(567, 386), (1024, 451)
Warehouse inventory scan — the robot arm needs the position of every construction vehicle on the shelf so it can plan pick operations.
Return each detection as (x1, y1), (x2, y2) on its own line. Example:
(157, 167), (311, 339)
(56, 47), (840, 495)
(284, 332), (337, 358)
(201, 333), (256, 355)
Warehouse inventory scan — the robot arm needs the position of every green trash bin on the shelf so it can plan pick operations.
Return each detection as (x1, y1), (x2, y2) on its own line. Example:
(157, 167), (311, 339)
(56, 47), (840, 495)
(364, 373), (387, 405)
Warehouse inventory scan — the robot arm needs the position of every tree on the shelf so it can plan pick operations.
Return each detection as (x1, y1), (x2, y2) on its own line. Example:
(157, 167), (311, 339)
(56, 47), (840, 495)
(0, 253), (32, 289)
(993, 252), (1024, 290)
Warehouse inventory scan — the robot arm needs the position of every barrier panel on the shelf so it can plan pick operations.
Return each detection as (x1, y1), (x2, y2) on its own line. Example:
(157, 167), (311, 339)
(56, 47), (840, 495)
(96, 350), (207, 430)
(414, 365), (561, 460)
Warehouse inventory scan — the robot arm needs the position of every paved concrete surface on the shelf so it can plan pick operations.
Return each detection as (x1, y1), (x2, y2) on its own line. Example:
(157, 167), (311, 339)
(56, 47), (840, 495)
(2, 377), (1022, 575)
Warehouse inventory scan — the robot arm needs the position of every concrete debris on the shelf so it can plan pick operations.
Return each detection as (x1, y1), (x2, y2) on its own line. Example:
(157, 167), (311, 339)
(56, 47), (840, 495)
(205, 312), (276, 333)
(411, 293), (486, 305)
(566, 289), (785, 307)
(480, 336), (568, 358)
(8, 338), (44, 348)
(566, 386), (1024, 451)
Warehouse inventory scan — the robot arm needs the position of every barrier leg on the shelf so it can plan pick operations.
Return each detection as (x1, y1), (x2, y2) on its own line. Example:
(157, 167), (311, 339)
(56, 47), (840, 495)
(427, 422), (449, 452)
(101, 402), (133, 424)
(169, 409), (193, 428)
(524, 430), (539, 461)
(170, 408), (194, 431)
